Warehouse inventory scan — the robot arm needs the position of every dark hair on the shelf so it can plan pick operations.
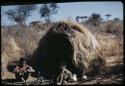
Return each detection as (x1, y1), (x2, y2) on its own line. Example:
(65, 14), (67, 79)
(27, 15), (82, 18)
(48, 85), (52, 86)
(19, 58), (26, 63)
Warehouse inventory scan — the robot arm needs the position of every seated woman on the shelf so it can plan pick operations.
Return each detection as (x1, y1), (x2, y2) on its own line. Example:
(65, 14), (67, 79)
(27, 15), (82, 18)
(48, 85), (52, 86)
(13, 58), (35, 82)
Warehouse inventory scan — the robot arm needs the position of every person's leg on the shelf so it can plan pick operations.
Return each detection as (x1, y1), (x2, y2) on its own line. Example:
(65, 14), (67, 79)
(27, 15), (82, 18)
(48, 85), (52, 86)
(15, 73), (23, 82)
(23, 73), (31, 81)
(21, 77), (26, 82)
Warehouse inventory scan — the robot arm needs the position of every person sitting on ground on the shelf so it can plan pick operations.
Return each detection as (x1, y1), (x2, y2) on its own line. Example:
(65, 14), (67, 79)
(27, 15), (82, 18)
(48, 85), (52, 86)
(13, 58), (35, 82)
(56, 62), (74, 85)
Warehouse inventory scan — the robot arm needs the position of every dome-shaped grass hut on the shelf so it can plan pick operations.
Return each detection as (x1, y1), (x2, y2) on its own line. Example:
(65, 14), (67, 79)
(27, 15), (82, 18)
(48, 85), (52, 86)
(31, 20), (105, 79)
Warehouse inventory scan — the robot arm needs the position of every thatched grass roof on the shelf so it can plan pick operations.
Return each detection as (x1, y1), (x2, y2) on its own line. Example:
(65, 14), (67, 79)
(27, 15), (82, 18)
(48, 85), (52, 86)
(31, 20), (105, 78)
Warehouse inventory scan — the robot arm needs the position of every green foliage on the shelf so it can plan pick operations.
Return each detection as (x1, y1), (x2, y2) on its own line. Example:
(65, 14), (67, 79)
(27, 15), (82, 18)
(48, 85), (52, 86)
(105, 14), (112, 20)
(5, 5), (36, 26)
(39, 3), (59, 23)
(76, 16), (88, 23)
(113, 18), (120, 22)
(87, 13), (102, 26)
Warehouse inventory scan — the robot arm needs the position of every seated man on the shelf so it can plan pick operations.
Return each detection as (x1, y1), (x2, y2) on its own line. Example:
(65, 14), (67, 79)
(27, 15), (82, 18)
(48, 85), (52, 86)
(13, 58), (35, 82)
(56, 62), (73, 85)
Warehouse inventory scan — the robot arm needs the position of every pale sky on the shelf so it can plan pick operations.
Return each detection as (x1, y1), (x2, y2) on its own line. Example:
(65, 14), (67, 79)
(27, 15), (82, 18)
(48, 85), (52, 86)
(1, 1), (123, 25)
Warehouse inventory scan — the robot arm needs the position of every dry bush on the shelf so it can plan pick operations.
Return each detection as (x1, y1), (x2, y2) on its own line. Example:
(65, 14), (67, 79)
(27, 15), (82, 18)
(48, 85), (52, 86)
(1, 25), (49, 58)
(96, 34), (123, 57)
(84, 20), (123, 38)
(88, 20), (123, 58)
(83, 23), (101, 35)
(1, 24), (50, 78)
(100, 20), (123, 37)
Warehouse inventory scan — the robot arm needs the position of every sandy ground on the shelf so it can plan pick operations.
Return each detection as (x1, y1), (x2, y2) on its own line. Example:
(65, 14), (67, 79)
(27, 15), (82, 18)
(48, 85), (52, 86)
(2, 56), (123, 85)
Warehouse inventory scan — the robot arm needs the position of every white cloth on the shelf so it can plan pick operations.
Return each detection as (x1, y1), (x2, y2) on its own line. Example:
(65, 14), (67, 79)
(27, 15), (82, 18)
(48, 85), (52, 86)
(72, 74), (77, 81)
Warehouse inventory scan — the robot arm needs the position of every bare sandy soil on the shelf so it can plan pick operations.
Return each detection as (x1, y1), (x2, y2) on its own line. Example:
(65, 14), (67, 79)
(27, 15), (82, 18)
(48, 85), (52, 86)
(2, 56), (123, 85)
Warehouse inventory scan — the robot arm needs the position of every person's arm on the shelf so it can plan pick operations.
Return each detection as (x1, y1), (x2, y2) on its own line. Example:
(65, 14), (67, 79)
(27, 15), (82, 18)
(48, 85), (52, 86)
(63, 67), (73, 80)
(63, 68), (72, 75)
(57, 70), (64, 85)
(21, 77), (26, 82)
(13, 66), (20, 73)
(27, 66), (35, 72)
(59, 71), (64, 84)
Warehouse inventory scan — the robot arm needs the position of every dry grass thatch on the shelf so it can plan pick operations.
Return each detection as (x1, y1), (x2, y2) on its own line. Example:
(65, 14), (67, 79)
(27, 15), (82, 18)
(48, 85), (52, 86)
(31, 20), (106, 78)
